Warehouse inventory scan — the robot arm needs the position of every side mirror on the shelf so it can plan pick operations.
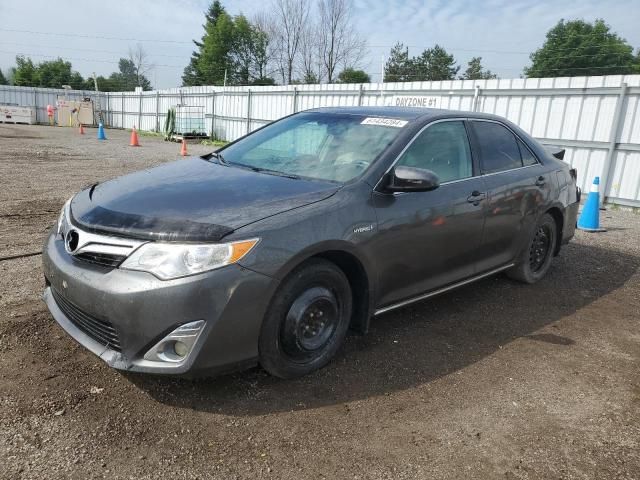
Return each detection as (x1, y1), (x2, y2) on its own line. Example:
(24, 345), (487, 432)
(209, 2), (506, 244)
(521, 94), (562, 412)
(386, 166), (440, 193)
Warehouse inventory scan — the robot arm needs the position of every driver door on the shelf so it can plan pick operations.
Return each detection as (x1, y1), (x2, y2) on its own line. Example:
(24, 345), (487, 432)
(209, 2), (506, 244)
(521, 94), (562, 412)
(369, 120), (487, 307)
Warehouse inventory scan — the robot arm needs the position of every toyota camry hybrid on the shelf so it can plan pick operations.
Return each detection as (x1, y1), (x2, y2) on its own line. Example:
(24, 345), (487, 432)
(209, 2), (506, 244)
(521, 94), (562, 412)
(43, 107), (580, 379)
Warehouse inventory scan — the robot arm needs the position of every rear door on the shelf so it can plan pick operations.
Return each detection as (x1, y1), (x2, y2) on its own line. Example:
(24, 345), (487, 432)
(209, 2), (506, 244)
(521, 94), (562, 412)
(369, 119), (487, 307)
(468, 120), (551, 272)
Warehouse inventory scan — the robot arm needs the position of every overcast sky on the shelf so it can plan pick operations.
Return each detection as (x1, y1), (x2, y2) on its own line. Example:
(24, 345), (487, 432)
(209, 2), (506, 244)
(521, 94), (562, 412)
(1, 0), (639, 89)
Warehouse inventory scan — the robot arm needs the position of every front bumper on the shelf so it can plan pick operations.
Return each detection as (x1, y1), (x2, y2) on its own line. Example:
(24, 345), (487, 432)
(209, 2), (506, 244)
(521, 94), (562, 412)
(42, 231), (278, 375)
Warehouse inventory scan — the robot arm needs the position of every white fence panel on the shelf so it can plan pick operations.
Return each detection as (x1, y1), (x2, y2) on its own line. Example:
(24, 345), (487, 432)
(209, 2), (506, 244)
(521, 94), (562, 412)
(2, 75), (640, 207)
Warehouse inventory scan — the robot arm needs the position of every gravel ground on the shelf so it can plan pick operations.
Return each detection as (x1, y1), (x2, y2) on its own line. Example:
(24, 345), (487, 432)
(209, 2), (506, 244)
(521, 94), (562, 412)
(1, 124), (639, 480)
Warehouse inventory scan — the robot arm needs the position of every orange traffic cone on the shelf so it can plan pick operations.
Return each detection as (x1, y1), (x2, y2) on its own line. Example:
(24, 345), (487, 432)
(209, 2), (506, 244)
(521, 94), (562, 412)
(180, 138), (188, 156)
(79, 123), (85, 135)
(130, 126), (140, 147)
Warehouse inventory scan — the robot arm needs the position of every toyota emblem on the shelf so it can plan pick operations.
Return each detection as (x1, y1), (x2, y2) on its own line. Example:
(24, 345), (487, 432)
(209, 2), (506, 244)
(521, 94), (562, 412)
(65, 229), (80, 254)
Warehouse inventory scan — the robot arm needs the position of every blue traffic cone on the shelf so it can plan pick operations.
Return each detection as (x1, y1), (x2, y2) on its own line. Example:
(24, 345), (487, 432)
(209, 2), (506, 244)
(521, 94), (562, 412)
(577, 176), (605, 232)
(97, 123), (107, 140)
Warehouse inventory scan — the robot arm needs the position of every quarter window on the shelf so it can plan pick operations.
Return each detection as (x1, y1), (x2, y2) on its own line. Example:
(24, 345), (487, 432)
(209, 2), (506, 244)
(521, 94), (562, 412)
(518, 138), (539, 166)
(473, 121), (524, 173)
(396, 121), (473, 183)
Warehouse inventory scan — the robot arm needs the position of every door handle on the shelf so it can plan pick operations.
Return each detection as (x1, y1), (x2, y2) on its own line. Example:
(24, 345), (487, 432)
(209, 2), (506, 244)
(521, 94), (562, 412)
(467, 191), (486, 205)
(535, 176), (546, 187)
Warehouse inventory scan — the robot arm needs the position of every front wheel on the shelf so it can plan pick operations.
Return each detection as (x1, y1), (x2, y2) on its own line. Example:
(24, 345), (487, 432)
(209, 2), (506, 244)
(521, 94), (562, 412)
(259, 259), (352, 379)
(507, 213), (557, 284)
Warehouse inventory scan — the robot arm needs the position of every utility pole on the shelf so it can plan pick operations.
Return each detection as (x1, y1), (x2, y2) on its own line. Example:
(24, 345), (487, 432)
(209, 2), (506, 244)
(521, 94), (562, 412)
(380, 55), (385, 100)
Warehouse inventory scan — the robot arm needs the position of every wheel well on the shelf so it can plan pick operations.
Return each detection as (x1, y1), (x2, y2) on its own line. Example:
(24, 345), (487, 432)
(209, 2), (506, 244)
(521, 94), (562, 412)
(311, 250), (371, 334)
(546, 207), (564, 255)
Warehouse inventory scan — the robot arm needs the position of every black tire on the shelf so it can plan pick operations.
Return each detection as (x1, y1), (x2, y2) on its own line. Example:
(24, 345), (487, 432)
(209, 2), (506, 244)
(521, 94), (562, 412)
(259, 259), (352, 379)
(507, 213), (557, 284)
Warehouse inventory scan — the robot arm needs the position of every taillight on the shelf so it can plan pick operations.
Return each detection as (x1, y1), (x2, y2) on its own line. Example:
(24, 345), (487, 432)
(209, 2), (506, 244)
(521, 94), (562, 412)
(569, 168), (577, 182)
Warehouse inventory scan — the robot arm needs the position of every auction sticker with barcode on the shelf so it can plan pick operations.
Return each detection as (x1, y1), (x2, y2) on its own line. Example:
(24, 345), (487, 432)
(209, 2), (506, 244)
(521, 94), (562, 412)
(361, 117), (408, 128)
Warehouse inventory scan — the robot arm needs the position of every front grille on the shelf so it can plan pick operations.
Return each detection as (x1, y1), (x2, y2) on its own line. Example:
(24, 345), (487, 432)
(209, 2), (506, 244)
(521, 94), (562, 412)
(74, 252), (126, 268)
(52, 288), (122, 352)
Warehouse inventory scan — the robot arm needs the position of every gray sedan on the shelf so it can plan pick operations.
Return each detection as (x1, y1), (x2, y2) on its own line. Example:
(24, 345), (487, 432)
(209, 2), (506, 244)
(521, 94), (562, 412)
(43, 107), (580, 378)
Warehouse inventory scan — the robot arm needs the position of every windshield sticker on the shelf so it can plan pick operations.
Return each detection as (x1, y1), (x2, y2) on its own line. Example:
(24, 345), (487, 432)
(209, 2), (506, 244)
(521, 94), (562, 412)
(361, 117), (408, 128)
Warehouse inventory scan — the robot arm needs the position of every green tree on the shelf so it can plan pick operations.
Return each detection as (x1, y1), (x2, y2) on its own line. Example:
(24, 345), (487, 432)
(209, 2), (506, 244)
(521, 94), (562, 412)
(461, 57), (497, 80)
(183, 1), (226, 86)
(12, 56), (38, 86)
(108, 58), (152, 91)
(84, 75), (118, 92)
(337, 68), (370, 83)
(0, 68), (7, 85)
(231, 15), (275, 85)
(412, 45), (459, 81)
(232, 15), (256, 85)
(525, 19), (640, 77)
(198, 10), (236, 85)
(302, 72), (319, 84)
(36, 58), (85, 89)
(9, 55), (88, 89)
(384, 43), (412, 82)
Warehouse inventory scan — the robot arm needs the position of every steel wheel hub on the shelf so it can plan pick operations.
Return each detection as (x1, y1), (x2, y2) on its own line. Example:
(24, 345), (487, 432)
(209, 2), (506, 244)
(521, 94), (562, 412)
(529, 225), (551, 272)
(281, 287), (338, 359)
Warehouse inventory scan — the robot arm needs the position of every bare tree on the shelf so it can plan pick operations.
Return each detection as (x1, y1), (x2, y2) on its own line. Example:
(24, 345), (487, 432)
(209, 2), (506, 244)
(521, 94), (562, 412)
(317, 0), (366, 83)
(252, 12), (281, 81)
(299, 22), (322, 83)
(128, 43), (154, 88)
(271, 0), (311, 84)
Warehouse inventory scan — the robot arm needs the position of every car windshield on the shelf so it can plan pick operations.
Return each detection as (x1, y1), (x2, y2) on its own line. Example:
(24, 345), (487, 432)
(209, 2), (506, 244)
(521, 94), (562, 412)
(217, 112), (406, 183)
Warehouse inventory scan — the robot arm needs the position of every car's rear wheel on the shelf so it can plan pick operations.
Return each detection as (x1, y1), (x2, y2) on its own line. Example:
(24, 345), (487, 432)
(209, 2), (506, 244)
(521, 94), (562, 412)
(507, 213), (557, 284)
(259, 259), (352, 379)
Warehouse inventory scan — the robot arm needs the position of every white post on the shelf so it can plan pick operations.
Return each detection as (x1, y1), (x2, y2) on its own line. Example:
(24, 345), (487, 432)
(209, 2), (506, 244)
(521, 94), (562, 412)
(601, 82), (628, 206)
(472, 85), (480, 112)
(379, 55), (384, 101)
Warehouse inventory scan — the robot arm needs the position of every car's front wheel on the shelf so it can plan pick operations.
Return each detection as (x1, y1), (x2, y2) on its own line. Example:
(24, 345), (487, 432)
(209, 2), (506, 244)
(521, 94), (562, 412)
(507, 212), (557, 284)
(259, 259), (352, 379)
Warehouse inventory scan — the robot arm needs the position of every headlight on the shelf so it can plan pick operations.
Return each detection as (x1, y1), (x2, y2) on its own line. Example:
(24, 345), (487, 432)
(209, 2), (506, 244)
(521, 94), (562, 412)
(120, 238), (259, 280)
(56, 198), (72, 237)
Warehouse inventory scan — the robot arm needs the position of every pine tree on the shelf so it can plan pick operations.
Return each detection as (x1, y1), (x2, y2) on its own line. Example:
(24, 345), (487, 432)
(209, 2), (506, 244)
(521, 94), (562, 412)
(461, 57), (497, 80)
(198, 11), (236, 85)
(384, 43), (412, 82)
(412, 45), (459, 81)
(0, 68), (7, 85)
(182, 1), (226, 86)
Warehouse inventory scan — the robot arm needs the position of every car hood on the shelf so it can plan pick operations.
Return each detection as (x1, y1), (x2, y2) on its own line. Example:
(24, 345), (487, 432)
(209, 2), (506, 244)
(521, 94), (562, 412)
(70, 158), (340, 242)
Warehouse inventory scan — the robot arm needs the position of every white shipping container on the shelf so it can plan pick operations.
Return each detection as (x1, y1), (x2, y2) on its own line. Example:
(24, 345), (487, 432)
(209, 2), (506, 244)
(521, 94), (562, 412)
(0, 105), (36, 124)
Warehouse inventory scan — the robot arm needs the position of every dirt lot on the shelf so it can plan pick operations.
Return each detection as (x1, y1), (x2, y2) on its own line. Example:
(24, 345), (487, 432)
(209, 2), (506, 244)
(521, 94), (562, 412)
(1, 124), (639, 480)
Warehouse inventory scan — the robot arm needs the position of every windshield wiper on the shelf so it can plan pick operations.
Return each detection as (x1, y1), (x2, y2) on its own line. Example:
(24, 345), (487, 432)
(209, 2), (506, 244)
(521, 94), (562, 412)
(210, 151), (229, 166)
(207, 154), (300, 179)
(247, 166), (300, 179)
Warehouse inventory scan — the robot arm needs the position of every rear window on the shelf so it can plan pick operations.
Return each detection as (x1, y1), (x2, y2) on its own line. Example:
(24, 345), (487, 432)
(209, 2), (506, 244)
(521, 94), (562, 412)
(473, 121), (522, 173)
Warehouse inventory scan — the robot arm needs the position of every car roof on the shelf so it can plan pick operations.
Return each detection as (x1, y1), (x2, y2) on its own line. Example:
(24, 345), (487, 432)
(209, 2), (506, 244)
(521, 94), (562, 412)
(304, 106), (439, 120)
(304, 106), (505, 123)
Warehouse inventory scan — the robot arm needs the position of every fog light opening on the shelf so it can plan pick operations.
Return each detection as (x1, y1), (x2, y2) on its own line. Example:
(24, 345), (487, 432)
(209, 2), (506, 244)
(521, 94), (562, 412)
(173, 340), (188, 358)
(142, 320), (205, 364)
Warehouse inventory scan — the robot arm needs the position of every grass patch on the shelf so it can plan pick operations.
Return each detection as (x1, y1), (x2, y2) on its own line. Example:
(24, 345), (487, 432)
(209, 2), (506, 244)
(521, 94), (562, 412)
(130, 129), (164, 138)
(201, 139), (229, 147)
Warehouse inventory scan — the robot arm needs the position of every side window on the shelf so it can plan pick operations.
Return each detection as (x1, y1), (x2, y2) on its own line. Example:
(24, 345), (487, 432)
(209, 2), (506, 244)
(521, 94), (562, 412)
(396, 121), (473, 183)
(473, 121), (522, 174)
(518, 139), (539, 166)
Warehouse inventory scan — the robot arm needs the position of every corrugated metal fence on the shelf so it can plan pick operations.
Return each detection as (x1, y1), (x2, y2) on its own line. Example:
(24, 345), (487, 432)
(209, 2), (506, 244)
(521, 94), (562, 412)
(0, 86), (108, 125)
(1, 75), (640, 207)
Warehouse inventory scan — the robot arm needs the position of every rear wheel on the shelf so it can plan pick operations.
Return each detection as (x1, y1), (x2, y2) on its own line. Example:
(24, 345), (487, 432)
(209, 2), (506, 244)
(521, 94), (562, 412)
(507, 213), (557, 284)
(259, 259), (352, 379)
